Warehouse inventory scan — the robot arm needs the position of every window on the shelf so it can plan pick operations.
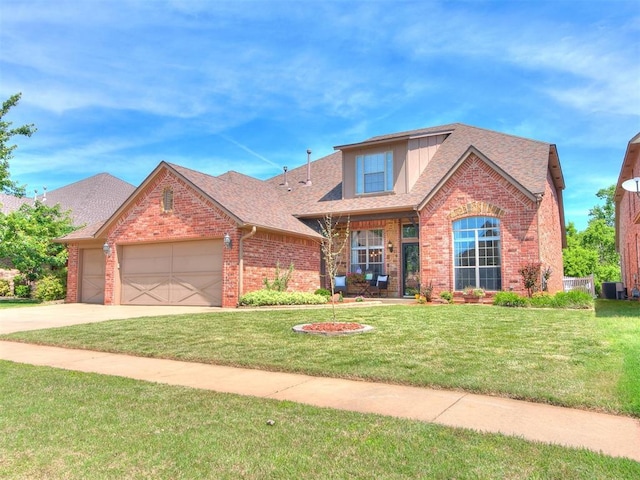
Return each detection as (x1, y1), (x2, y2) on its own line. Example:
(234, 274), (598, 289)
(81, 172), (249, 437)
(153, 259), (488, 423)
(162, 187), (174, 213)
(402, 224), (418, 239)
(453, 217), (501, 290)
(351, 229), (384, 274)
(356, 152), (393, 194)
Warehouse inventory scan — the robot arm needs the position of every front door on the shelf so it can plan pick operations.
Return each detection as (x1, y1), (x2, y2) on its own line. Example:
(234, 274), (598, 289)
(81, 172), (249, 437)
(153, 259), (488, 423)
(402, 243), (420, 296)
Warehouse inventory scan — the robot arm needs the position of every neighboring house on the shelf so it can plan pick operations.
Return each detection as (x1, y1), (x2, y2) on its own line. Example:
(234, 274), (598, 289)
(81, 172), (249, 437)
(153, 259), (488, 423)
(614, 132), (640, 295)
(0, 173), (136, 227)
(61, 123), (566, 307)
(0, 192), (30, 215)
(0, 174), (135, 287)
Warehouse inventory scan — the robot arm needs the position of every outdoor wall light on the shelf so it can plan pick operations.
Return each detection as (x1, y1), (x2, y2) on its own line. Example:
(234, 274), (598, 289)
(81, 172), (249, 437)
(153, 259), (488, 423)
(622, 177), (640, 199)
(387, 241), (393, 253)
(223, 233), (232, 250)
(102, 242), (112, 256)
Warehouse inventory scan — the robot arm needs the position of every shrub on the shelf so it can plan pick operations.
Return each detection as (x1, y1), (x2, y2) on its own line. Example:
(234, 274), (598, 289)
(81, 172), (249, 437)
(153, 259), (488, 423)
(14, 284), (31, 298)
(314, 288), (331, 298)
(519, 262), (542, 297)
(529, 292), (558, 308)
(0, 279), (10, 296)
(263, 262), (294, 292)
(34, 274), (66, 301)
(439, 291), (453, 303)
(239, 289), (328, 307)
(493, 291), (529, 307)
(554, 290), (594, 309)
(463, 286), (485, 298)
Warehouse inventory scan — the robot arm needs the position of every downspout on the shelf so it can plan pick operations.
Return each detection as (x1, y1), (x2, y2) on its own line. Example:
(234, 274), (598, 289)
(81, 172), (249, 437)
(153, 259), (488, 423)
(238, 226), (257, 299)
(535, 192), (544, 279)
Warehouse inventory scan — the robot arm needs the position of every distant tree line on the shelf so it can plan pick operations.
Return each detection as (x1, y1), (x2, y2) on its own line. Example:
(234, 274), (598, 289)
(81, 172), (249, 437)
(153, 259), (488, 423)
(563, 185), (620, 293)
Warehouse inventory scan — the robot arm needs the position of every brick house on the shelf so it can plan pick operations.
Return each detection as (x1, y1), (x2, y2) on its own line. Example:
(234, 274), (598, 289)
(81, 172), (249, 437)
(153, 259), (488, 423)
(615, 132), (640, 296)
(61, 123), (566, 307)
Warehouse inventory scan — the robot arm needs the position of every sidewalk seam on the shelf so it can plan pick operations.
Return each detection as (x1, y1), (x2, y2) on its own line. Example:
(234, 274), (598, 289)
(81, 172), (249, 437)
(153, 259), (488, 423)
(263, 377), (315, 398)
(432, 392), (468, 421)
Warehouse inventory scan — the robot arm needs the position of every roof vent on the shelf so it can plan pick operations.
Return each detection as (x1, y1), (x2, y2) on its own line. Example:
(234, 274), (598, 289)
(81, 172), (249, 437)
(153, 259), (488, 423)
(281, 166), (289, 188)
(305, 149), (312, 186)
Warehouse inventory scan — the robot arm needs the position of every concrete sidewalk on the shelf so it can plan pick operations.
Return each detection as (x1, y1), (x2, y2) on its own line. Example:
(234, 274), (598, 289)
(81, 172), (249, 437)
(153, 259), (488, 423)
(1, 340), (638, 462)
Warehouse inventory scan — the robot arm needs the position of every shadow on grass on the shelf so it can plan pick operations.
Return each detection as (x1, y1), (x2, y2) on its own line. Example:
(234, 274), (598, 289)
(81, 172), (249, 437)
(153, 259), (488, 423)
(594, 299), (640, 317)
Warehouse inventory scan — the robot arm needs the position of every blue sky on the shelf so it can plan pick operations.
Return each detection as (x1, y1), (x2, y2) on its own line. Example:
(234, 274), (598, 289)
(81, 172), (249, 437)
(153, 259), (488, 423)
(1, 0), (638, 230)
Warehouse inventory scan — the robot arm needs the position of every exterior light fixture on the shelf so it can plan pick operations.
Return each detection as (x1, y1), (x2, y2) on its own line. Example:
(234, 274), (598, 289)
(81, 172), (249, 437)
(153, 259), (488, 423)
(387, 241), (393, 253)
(622, 177), (640, 199)
(102, 242), (111, 256)
(223, 233), (232, 249)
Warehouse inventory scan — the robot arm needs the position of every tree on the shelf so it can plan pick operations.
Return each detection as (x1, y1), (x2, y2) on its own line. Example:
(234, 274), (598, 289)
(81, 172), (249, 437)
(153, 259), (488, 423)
(319, 213), (350, 321)
(1, 93), (36, 196)
(588, 185), (615, 228)
(0, 201), (74, 281)
(563, 185), (620, 291)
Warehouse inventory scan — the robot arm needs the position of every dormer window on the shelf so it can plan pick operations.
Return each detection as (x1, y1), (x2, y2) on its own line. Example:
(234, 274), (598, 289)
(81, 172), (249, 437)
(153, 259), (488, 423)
(162, 187), (174, 213)
(356, 151), (393, 194)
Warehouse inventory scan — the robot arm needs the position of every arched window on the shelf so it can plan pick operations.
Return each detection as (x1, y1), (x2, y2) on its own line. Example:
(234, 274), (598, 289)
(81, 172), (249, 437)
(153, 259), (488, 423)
(162, 187), (173, 213)
(453, 216), (501, 290)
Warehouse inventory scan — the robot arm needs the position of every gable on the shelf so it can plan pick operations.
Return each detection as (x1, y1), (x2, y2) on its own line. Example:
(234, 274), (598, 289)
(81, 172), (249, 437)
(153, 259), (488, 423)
(105, 168), (237, 243)
(418, 147), (538, 211)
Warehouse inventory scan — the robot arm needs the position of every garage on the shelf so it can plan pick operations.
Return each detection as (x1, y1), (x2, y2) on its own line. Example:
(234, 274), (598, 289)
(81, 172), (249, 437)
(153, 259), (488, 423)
(81, 248), (105, 304)
(121, 240), (222, 306)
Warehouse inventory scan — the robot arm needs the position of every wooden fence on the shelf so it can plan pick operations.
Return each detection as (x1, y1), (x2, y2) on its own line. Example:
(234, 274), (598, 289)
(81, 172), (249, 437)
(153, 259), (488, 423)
(562, 274), (595, 297)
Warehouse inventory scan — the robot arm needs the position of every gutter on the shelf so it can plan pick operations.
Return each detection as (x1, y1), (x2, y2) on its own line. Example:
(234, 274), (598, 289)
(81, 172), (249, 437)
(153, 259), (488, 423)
(238, 225), (257, 299)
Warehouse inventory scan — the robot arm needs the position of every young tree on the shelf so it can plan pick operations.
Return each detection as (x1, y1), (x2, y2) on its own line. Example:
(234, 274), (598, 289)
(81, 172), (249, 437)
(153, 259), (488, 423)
(319, 213), (350, 321)
(0, 201), (75, 280)
(1, 93), (36, 196)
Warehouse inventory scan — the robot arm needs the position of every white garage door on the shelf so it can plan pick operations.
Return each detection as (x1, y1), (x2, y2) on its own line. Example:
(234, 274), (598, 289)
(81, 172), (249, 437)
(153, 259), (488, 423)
(81, 248), (105, 304)
(121, 240), (223, 306)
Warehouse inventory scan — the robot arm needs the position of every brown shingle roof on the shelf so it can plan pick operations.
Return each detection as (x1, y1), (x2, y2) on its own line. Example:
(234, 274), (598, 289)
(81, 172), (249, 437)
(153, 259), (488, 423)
(0, 193), (30, 214)
(269, 123), (560, 218)
(169, 163), (321, 238)
(45, 173), (136, 227)
(1, 173), (135, 227)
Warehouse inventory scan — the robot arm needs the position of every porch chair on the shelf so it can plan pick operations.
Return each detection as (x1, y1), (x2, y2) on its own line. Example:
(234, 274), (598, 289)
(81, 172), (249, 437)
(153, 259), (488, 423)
(375, 275), (389, 297)
(333, 275), (348, 296)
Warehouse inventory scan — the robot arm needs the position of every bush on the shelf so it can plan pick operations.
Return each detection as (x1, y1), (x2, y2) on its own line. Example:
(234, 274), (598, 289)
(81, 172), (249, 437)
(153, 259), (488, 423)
(553, 290), (594, 309)
(34, 274), (66, 301)
(494, 290), (594, 310)
(529, 292), (558, 308)
(0, 279), (10, 296)
(314, 288), (331, 298)
(439, 291), (453, 303)
(263, 263), (294, 292)
(239, 289), (328, 307)
(493, 291), (529, 307)
(14, 284), (31, 298)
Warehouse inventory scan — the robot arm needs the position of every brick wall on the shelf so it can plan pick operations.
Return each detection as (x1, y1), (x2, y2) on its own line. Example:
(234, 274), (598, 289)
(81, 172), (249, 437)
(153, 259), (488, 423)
(618, 152), (640, 291)
(419, 153), (556, 296)
(65, 243), (80, 302)
(536, 171), (565, 293)
(242, 231), (320, 294)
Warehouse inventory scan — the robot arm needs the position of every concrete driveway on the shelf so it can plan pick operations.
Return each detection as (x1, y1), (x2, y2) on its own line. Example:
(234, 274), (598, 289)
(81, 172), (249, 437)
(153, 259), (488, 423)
(0, 303), (216, 334)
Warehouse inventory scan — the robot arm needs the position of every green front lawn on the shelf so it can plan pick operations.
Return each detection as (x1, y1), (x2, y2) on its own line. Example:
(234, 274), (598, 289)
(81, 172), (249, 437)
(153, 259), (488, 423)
(4, 300), (639, 416)
(2, 362), (638, 479)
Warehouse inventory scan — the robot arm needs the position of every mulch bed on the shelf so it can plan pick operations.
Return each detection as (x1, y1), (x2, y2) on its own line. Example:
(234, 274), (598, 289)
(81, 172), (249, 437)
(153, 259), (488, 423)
(292, 322), (374, 336)
(301, 322), (364, 332)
